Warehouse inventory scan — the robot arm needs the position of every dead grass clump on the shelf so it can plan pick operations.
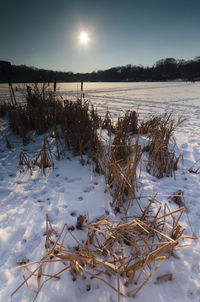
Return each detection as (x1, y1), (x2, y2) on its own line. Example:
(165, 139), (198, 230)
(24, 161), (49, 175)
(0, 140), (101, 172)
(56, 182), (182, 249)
(34, 138), (54, 174)
(26, 83), (55, 108)
(115, 110), (138, 135)
(141, 113), (184, 178)
(102, 110), (115, 135)
(189, 158), (200, 174)
(5, 92), (101, 170)
(0, 101), (10, 117)
(139, 115), (163, 135)
(19, 138), (54, 174)
(5, 86), (101, 162)
(101, 138), (142, 215)
(6, 83), (57, 138)
(90, 105), (101, 129)
(12, 204), (196, 301)
(8, 103), (53, 137)
(60, 99), (100, 162)
(8, 105), (29, 137)
(169, 190), (185, 208)
(111, 131), (132, 163)
(19, 152), (33, 172)
(154, 273), (173, 284)
(76, 214), (87, 230)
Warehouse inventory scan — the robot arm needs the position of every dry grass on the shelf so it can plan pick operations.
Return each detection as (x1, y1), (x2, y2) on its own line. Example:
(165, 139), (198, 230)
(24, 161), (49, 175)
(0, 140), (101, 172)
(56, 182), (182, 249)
(60, 99), (100, 162)
(93, 111), (140, 215)
(0, 101), (10, 117)
(3, 85), (101, 163)
(140, 113), (184, 178)
(2, 85), (184, 182)
(3, 94), (186, 219)
(115, 110), (138, 135)
(33, 137), (54, 174)
(169, 190), (185, 208)
(111, 131), (132, 163)
(189, 158), (200, 174)
(95, 134), (142, 216)
(12, 202), (196, 301)
(19, 137), (54, 175)
(102, 110), (115, 135)
(109, 139), (141, 215)
(19, 152), (33, 172)
(26, 83), (55, 107)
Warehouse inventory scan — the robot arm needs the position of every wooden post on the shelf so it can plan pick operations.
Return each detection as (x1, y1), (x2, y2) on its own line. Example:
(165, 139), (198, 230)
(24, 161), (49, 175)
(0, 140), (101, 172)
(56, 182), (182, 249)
(0, 61), (16, 105)
(81, 81), (83, 99)
(53, 78), (57, 99)
(8, 77), (17, 105)
(54, 78), (57, 93)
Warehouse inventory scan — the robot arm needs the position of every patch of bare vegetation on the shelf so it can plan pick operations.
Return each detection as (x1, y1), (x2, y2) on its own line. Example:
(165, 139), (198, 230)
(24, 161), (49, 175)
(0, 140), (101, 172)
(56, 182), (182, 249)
(0, 102), (10, 117)
(189, 158), (200, 174)
(99, 137), (142, 216)
(12, 204), (196, 301)
(140, 113), (184, 178)
(169, 190), (185, 208)
(115, 110), (138, 135)
(19, 137), (54, 174)
(101, 110), (114, 135)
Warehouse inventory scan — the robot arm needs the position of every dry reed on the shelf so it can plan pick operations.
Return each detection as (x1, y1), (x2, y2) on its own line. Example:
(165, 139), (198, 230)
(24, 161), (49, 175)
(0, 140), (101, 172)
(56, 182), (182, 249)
(12, 201), (196, 301)
(19, 137), (54, 174)
(189, 158), (200, 174)
(140, 113), (184, 178)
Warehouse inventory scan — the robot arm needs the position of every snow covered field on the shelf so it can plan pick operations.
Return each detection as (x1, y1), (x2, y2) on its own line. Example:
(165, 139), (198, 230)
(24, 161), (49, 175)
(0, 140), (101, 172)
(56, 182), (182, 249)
(0, 82), (200, 302)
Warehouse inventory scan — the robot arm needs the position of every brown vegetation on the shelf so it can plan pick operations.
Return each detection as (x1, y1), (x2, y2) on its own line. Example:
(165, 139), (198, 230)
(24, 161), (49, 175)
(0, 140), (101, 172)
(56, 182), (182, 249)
(12, 203), (196, 301)
(140, 113), (184, 178)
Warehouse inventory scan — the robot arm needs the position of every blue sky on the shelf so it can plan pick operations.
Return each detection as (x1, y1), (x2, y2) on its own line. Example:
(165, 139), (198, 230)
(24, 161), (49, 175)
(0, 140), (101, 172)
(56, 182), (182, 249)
(0, 0), (200, 72)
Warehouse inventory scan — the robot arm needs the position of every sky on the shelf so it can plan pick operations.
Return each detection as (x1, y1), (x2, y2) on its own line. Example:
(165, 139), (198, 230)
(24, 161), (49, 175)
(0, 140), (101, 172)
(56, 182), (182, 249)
(0, 0), (200, 73)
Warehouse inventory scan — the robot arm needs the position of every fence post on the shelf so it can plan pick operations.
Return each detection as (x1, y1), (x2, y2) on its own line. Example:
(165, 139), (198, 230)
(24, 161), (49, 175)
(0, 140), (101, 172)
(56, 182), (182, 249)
(81, 81), (84, 99)
(8, 77), (17, 105)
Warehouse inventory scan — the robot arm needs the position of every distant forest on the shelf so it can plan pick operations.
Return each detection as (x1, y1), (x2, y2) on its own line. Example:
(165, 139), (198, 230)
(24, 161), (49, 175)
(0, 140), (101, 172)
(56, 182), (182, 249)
(0, 57), (200, 83)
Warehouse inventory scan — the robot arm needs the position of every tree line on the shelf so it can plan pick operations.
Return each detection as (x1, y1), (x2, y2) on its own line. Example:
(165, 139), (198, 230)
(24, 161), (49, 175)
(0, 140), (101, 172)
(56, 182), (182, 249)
(0, 57), (200, 83)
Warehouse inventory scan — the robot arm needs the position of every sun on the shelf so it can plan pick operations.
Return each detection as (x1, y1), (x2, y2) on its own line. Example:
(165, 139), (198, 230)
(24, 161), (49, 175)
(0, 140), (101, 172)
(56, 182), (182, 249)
(79, 31), (89, 44)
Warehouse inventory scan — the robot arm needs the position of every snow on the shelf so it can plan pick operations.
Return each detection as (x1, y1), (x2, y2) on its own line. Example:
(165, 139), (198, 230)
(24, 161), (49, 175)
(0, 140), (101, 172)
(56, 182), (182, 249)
(0, 81), (200, 302)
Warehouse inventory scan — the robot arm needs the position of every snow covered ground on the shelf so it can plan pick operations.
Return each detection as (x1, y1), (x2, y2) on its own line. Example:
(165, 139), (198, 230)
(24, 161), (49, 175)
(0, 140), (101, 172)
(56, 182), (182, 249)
(0, 82), (200, 301)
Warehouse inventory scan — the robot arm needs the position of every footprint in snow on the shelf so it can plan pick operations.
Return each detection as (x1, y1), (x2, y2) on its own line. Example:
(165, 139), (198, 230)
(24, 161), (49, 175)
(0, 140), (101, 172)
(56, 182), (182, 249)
(181, 143), (188, 149)
(57, 187), (65, 193)
(70, 211), (78, 217)
(186, 289), (195, 300)
(68, 178), (75, 183)
(84, 186), (95, 193)
(192, 264), (200, 275)
(53, 207), (59, 216)
(62, 204), (68, 209)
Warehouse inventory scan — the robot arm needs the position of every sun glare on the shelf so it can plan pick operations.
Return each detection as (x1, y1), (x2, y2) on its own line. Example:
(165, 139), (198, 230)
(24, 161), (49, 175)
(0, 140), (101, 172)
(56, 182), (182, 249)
(80, 31), (89, 44)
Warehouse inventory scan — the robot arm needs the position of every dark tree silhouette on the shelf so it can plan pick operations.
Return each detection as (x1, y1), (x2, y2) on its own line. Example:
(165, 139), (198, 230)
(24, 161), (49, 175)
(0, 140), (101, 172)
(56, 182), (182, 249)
(0, 56), (200, 83)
